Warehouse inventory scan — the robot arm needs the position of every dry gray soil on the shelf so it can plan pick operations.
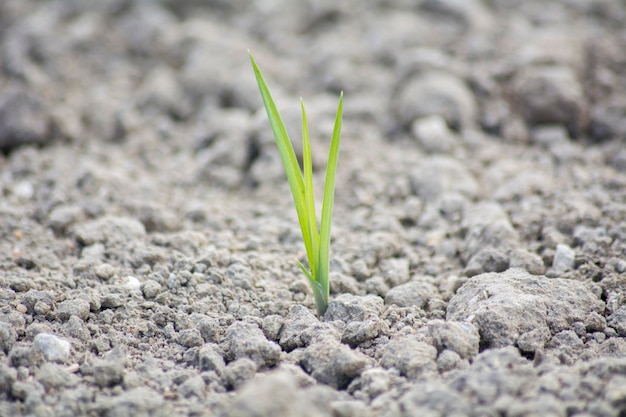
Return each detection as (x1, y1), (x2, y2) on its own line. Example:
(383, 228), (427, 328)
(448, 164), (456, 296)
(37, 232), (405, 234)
(1, 1), (626, 416)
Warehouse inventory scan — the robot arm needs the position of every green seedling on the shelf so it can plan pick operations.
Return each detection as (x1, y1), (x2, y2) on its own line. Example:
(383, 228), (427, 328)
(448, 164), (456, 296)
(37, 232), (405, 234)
(249, 51), (343, 316)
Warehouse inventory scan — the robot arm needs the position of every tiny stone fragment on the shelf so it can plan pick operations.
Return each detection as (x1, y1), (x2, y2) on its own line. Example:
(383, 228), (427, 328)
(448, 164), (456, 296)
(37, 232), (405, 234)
(21, 290), (54, 316)
(142, 280), (162, 299)
(279, 305), (320, 352)
(547, 330), (583, 350)
(95, 263), (116, 280)
(464, 248), (509, 277)
(33, 333), (71, 362)
(427, 320), (479, 360)
(301, 339), (369, 389)
(412, 114), (458, 154)
(100, 294), (123, 309)
(380, 337), (437, 380)
(223, 321), (281, 369)
(517, 328), (551, 353)
(56, 299), (90, 321)
(179, 329), (204, 348)
(341, 315), (383, 348)
(608, 306), (626, 337)
(324, 294), (384, 323)
(384, 281), (437, 309)
(437, 349), (464, 373)
(553, 243), (576, 273)
(198, 344), (226, 375)
(123, 276), (141, 291)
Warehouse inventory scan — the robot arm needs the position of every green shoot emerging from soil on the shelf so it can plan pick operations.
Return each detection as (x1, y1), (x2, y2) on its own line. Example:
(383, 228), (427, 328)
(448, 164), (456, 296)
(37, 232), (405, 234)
(249, 51), (343, 316)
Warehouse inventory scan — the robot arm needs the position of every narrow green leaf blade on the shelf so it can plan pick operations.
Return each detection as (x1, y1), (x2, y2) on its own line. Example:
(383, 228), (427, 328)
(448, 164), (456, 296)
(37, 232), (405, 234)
(300, 98), (319, 279)
(297, 259), (328, 316)
(249, 51), (314, 267)
(318, 92), (343, 300)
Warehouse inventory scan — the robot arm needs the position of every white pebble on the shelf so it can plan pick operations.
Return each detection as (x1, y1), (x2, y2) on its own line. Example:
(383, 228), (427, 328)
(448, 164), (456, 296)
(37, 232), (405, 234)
(411, 115), (457, 153)
(123, 276), (142, 291)
(14, 181), (34, 200)
(34, 333), (71, 362)
(553, 243), (576, 273)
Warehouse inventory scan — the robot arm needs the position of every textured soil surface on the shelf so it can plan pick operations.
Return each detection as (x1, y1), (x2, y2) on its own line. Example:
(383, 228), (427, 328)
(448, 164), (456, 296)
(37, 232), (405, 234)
(2, 1), (626, 416)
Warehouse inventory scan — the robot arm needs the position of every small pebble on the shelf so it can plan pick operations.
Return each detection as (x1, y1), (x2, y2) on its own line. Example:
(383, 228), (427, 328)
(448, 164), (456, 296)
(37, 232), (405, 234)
(178, 329), (204, 348)
(142, 280), (162, 299)
(14, 181), (34, 200)
(437, 349), (462, 373)
(95, 264), (116, 280)
(34, 301), (51, 316)
(56, 299), (90, 321)
(33, 333), (71, 362)
(101, 294), (123, 309)
(412, 115), (457, 153)
(553, 243), (576, 273)
(15, 304), (27, 314)
(123, 276), (141, 291)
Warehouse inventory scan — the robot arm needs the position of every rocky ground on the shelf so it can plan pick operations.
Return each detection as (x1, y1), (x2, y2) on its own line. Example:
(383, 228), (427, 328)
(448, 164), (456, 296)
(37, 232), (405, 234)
(1, 0), (626, 416)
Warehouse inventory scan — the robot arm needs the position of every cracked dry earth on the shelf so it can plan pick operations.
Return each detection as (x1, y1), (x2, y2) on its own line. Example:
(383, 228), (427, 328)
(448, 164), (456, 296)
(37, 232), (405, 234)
(1, 1), (626, 416)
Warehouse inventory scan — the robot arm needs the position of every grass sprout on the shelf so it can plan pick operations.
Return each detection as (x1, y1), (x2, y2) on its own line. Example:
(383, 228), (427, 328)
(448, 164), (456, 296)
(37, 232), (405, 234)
(249, 51), (343, 316)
